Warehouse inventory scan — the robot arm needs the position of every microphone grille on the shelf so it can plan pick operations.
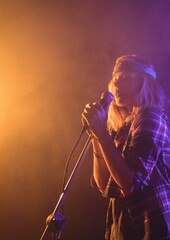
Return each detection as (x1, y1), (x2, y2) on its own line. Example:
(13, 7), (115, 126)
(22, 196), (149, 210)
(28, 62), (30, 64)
(100, 91), (114, 108)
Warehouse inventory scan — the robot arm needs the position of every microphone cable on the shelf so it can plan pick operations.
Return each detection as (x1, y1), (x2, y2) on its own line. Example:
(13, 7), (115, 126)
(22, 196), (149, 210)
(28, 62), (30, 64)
(60, 126), (86, 215)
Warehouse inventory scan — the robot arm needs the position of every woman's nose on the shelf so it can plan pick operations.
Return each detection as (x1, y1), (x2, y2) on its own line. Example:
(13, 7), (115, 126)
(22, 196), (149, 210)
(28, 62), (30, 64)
(113, 78), (122, 87)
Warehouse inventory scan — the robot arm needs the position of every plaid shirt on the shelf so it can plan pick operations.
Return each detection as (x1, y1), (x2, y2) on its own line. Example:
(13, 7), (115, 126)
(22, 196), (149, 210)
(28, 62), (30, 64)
(104, 107), (170, 240)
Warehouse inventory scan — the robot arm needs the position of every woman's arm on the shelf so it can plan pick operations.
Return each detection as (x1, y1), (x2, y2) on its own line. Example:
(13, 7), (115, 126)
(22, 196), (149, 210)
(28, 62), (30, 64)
(96, 129), (133, 197)
(92, 137), (110, 193)
(82, 102), (133, 197)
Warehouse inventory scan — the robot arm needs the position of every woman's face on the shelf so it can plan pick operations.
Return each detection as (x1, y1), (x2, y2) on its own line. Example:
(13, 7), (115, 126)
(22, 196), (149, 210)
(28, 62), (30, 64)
(110, 71), (141, 112)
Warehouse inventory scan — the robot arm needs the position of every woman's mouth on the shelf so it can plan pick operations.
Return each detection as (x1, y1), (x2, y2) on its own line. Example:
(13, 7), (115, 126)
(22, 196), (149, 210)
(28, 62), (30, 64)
(115, 91), (123, 98)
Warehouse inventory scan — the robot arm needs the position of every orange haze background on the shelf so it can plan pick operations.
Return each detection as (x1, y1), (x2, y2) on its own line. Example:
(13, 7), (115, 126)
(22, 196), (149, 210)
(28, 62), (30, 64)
(0, 1), (169, 240)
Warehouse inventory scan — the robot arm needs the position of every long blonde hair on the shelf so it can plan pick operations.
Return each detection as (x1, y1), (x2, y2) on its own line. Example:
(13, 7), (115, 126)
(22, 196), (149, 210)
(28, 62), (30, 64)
(107, 72), (166, 131)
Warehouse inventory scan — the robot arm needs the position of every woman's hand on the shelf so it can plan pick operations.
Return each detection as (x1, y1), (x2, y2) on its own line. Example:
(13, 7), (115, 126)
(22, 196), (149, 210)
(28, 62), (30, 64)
(82, 102), (108, 139)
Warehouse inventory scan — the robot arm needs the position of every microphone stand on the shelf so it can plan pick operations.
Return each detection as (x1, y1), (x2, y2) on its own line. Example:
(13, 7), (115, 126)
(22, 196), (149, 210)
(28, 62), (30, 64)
(40, 134), (92, 240)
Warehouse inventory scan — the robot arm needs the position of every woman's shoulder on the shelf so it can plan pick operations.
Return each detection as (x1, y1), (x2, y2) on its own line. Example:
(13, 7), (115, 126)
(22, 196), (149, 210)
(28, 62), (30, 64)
(136, 106), (165, 120)
(131, 107), (170, 142)
(138, 106), (161, 115)
(134, 106), (169, 129)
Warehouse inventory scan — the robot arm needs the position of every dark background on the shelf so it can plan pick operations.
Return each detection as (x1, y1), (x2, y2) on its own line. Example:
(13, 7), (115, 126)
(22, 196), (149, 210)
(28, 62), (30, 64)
(0, 1), (170, 239)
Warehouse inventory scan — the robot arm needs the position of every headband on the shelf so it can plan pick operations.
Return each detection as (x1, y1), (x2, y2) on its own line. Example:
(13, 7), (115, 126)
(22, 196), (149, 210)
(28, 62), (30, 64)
(113, 58), (157, 79)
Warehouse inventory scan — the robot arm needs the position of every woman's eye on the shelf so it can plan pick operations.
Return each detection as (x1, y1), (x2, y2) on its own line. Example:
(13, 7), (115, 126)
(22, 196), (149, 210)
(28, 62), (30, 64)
(113, 77), (118, 83)
(113, 76), (124, 83)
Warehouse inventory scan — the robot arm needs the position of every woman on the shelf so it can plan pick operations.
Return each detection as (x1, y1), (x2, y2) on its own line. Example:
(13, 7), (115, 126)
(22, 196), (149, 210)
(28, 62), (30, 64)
(82, 55), (170, 239)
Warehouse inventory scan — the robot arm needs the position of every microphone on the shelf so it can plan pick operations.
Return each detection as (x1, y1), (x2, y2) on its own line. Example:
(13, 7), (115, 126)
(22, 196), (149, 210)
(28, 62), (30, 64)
(99, 90), (114, 108)
(82, 91), (114, 132)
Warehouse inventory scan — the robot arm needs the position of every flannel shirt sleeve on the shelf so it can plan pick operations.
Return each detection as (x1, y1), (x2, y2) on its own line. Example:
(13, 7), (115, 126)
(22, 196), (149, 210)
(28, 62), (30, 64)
(124, 107), (168, 192)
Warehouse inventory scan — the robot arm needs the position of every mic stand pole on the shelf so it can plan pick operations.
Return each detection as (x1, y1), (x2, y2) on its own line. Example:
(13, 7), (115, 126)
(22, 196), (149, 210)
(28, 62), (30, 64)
(40, 135), (92, 240)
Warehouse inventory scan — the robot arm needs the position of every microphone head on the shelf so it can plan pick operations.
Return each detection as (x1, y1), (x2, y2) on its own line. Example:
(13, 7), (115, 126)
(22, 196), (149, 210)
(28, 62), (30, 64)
(100, 91), (114, 108)
(82, 91), (114, 133)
